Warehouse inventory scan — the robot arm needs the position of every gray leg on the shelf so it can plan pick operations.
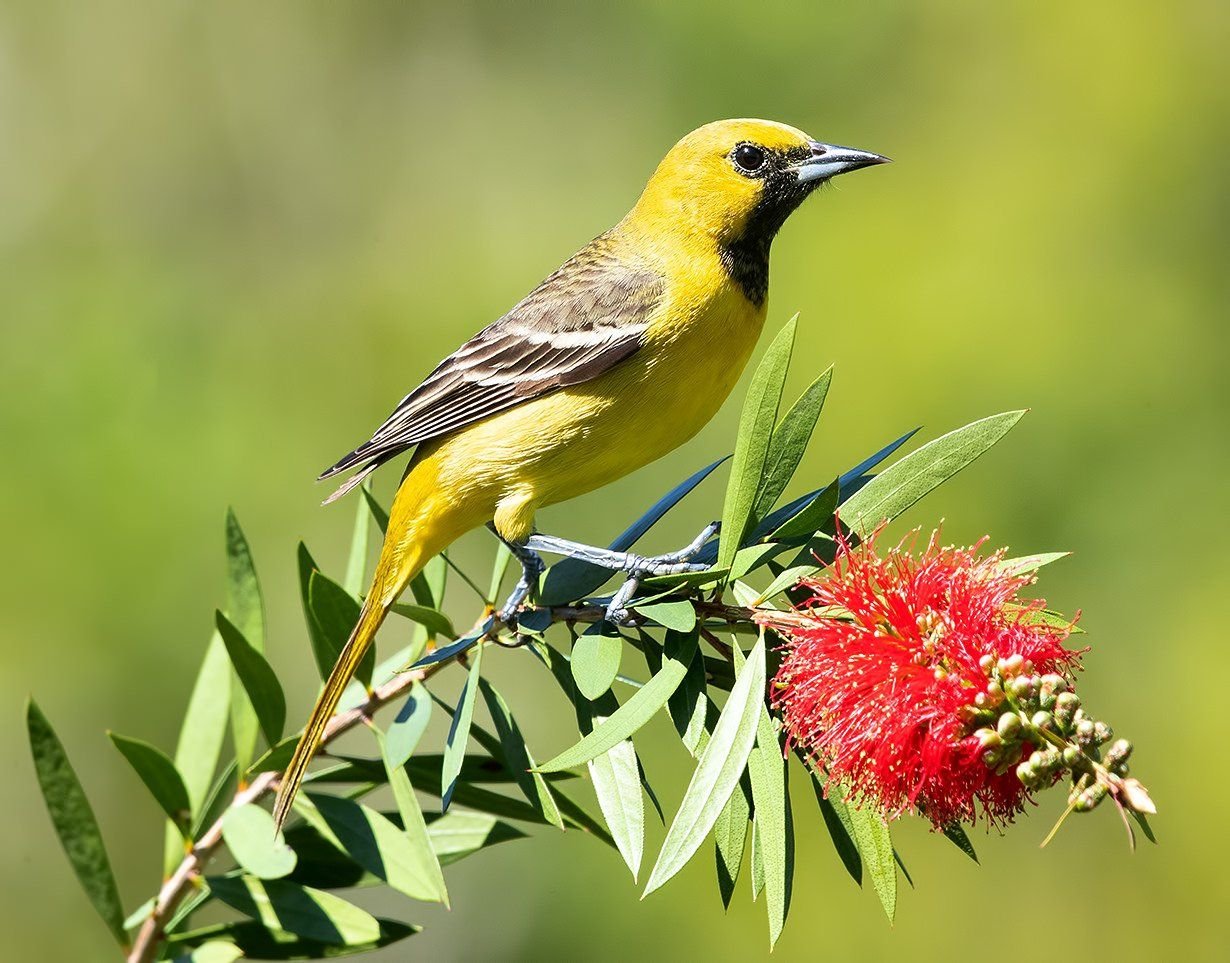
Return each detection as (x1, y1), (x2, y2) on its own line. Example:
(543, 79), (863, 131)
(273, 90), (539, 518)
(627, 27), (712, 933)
(493, 533), (545, 625)
(524, 521), (718, 623)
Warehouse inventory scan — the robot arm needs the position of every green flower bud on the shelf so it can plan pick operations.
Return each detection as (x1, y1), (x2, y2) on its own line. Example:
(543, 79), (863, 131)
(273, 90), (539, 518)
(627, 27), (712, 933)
(976, 728), (1002, 752)
(978, 654), (995, 676)
(1000, 654), (1025, 677)
(1053, 692), (1081, 731)
(1062, 745), (1084, 769)
(1074, 783), (1108, 812)
(997, 712), (1023, 741)
(1010, 675), (1036, 703)
(1075, 719), (1097, 747)
(1031, 710), (1056, 734)
(1094, 721), (1114, 745)
(1016, 761), (1041, 789)
(1105, 738), (1133, 769)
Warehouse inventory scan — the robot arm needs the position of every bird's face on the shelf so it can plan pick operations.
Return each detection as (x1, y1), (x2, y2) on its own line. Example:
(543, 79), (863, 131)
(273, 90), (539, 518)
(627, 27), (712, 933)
(633, 118), (888, 247)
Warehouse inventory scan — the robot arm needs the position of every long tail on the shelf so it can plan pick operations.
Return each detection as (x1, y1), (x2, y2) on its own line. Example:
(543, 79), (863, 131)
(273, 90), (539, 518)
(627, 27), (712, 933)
(273, 456), (456, 829)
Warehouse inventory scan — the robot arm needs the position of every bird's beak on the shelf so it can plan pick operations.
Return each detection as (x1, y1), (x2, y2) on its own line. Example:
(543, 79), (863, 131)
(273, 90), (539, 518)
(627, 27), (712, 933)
(794, 142), (891, 184)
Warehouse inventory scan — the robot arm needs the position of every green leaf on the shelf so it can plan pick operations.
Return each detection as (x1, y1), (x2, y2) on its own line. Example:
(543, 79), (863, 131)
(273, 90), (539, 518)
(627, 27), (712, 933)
(571, 624), (622, 700)
(298, 794), (447, 903)
(576, 696), (644, 879)
(667, 645), (711, 757)
(307, 570), (374, 690)
(388, 602), (457, 640)
(488, 541), (513, 603)
(846, 800), (897, 922)
(225, 510), (265, 775)
(643, 637), (767, 897)
(372, 727), (449, 906)
(997, 552), (1070, 577)
(359, 487), (390, 533)
(215, 612), (285, 748)
(479, 680), (564, 830)
(538, 629), (698, 772)
(840, 411), (1026, 538)
(809, 776), (861, 884)
(426, 810), (527, 866)
(751, 365), (833, 526)
(222, 804), (297, 879)
(943, 822), (979, 862)
(385, 684), (433, 769)
(770, 476), (840, 543)
(108, 732), (191, 830)
(714, 776), (751, 909)
(635, 599), (697, 633)
(167, 918), (417, 958)
(206, 875), (384, 945)
(343, 489), (371, 596)
(718, 318), (797, 575)
(441, 645), (483, 810)
(753, 563), (823, 605)
(174, 940), (245, 963)
(166, 630), (231, 872)
(540, 456), (726, 605)
(747, 708), (792, 947)
(26, 700), (126, 945)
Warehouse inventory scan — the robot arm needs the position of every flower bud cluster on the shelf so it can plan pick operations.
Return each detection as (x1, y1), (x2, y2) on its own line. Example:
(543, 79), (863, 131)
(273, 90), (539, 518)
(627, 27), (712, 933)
(967, 654), (1149, 817)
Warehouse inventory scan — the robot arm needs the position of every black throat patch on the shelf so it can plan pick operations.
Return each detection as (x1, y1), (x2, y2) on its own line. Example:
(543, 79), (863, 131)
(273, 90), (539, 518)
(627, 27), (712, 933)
(718, 145), (815, 307)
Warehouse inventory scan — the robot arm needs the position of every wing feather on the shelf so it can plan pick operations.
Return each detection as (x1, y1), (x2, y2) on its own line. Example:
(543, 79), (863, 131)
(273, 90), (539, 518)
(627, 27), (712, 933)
(320, 237), (663, 493)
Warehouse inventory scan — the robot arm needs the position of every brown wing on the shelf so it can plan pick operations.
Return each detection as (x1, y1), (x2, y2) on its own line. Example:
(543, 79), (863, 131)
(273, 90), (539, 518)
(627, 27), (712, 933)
(320, 237), (664, 501)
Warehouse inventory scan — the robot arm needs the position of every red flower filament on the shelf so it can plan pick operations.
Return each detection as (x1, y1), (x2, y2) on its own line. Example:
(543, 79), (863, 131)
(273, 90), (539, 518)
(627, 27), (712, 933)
(760, 529), (1080, 828)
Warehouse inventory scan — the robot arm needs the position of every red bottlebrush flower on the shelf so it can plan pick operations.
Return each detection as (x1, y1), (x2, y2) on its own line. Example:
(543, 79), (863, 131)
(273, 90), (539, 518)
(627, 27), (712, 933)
(758, 527), (1081, 829)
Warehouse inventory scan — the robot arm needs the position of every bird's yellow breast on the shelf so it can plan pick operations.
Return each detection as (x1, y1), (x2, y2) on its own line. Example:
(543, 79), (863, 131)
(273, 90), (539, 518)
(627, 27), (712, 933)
(417, 243), (766, 543)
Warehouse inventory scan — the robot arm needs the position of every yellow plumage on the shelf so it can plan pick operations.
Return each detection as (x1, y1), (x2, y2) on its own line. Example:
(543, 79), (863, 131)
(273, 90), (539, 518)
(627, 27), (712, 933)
(273, 119), (887, 827)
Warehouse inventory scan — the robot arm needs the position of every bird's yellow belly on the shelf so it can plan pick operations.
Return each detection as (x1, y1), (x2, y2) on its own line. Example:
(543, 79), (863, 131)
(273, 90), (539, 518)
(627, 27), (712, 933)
(420, 282), (765, 542)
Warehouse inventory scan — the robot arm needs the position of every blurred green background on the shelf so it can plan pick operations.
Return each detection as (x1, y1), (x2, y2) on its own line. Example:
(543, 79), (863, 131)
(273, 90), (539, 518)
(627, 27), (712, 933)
(3, 1), (1227, 960)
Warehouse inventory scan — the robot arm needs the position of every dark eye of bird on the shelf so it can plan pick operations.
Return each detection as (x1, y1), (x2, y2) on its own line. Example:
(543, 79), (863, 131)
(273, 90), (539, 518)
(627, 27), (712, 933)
(732, 143), (767, 174)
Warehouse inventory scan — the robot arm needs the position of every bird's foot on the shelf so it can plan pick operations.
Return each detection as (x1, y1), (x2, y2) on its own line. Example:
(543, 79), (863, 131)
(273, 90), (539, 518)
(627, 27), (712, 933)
(495, 542), (545, 627)
(525, 521), (718, 625)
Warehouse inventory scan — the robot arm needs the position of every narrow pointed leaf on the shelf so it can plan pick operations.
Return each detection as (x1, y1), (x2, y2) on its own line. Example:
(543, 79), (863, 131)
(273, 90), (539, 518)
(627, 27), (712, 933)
(846, 802), (897, 922)
(426, 810), (527, 865)
(307, 571), (374, 690)
(540, 456), (727, 605)
(27, 700), (126, 944)
(385, 685), (432, 769)
(575, 696), (644, 879)
(643, 637), (766, 897)
(166, 629), (231, 872)
(215, 612), (285, 747)
(539, 629), (698, 772)
(222, 804), (297, 879)
(441, 645), (483, 810)
(840, 412), (1026, 537)
(387, 602), (456, 640)
(747, 708), (792, 947)
(718, 319), (797, 574)
(109, 732), (191, 829)
(343, 491), (370, 596)
(373, 726), (449, 905)
(359, 487), (389, 533)
(667, 647), (711, 757)
(488, 542), (513, 603)
(636, 599), (697, 633)
(571, 624), (622, 700)
(770, 477), (840, 543)
(714, 776), (751, 909)
(479, 679), (564, 829)
(206, 875), (383, 945)
(166, 918), (417, 957)
(997, 552), (1070, 577)
(751, 366), (833, 524)
(943, 822), (979, 862)
(299, 793), (447, 903)
(225, 509), (264, 774)
(809, 775), (862, 884)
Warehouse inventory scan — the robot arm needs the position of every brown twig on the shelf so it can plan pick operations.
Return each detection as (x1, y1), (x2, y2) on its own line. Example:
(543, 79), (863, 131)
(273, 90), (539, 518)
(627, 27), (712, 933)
(127, 595), (762, 961)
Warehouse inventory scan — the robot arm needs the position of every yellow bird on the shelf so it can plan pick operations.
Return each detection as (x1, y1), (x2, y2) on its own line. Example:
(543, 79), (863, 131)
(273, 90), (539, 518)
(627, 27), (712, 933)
(273, 118), (887, 827)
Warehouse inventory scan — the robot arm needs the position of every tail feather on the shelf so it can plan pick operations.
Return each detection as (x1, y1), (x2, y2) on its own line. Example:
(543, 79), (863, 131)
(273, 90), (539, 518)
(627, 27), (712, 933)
(272, 596), (388, 828)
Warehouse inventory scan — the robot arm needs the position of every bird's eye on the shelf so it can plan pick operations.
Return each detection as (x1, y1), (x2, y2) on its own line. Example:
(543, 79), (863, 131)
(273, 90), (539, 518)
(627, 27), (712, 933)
(731, 143), (767, 174)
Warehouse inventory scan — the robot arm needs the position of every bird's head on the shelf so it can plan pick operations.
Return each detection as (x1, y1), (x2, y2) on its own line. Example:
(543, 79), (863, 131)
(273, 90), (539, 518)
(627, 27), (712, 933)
(628, 118), (888, 254)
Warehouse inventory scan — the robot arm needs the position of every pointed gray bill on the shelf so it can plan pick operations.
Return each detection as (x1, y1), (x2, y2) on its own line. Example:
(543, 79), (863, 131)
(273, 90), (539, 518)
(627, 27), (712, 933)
(794, 141), (891, 183)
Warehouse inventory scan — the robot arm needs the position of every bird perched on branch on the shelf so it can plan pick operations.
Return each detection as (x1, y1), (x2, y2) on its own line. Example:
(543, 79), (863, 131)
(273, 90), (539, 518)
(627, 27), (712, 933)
(274, 118), (887, 827)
